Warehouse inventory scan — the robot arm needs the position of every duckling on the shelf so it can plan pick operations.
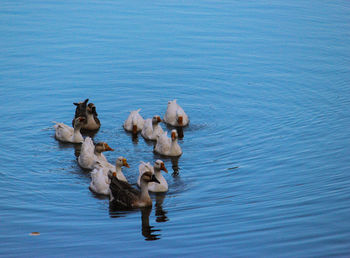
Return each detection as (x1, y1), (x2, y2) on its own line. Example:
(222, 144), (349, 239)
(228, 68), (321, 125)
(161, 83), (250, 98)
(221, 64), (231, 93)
(53, 117), (85, 143)
(163, 99), (189, 127)
(78, 137), (114, 170)
(154, 129), (182, 156)
(123, 109), (145, 134)
(141, 115), (164, 141)
(109, 169), (160, 208)
(72, 99), (89, 127)
(84, 103), (101, 131)
(138, 160), (168, 192)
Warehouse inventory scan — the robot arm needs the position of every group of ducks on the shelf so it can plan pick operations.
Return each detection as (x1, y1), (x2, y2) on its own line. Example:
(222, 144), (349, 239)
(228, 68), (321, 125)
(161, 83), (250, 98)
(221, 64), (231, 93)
(53, 99), (189, 209)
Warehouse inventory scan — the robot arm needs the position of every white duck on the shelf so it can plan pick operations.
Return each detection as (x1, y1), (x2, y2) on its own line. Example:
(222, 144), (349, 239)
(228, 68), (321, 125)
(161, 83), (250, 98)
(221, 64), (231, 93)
(123, 109), (145, 134)
(78, 137), (114, 170)
(105, 156), (129, 183)
(141, 115), (164, 140)
(154, 129), (182, 156)
(53, 117), (85, 143)
(138, 160), (168, 192)
(89, 161), (112, 196)
(163, 99), (189, 127)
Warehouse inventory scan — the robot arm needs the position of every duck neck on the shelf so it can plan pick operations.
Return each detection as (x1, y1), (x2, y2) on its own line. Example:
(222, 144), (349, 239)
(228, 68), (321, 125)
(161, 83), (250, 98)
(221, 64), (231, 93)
(87, 112), (96, 124)
(139, 181), (151, 203)
(154, 168), (162, 179)
(94, 150), (103, 158)
(73, 124), (81, 132)
(115, 165), (123, 175)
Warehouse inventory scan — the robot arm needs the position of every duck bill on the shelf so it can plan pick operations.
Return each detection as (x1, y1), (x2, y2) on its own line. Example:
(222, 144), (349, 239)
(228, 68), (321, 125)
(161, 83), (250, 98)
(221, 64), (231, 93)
(112, 172), (117, 177)
(157, 116), (162, 123)
(132, 125), (138, 134)
(171, 132), (176, 141)
(123, 159), (130, 168)
(151, 174), (160, 184)
(104, 143), (114, 151)
(177, 116), (183, 126)
(161, 163), (168, 173)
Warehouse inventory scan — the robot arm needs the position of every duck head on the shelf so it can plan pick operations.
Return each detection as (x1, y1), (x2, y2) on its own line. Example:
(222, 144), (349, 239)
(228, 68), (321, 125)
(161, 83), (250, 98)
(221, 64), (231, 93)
(154, 160), (168, 173)
(95, 142), (114, 153)
(152, 115), (162, 125)
(73, 116), (86, 127)
(116, 156), (130, 169)
(171, 129), (178, 141)
(87, 103), (98, 117)
(73, 98), (89, 117)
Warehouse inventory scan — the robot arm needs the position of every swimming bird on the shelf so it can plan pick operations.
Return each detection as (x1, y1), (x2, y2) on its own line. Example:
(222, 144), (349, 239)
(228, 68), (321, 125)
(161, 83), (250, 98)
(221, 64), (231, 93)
(72, 99), (100, 131)
(123, 109), (145, 134)
(138, 160), (168, 192)
(89, 161), (112, 195)
(84, 103), (101, 131)
(163, 99), (189, 127)
(72, 99), (89, 126)
(53, 117), (85, 143)
(154, 129), (182, 156)
(141, 115), (164, 140)
(105, 156), (129, 183)
(109, 168), (160, 208)
(78, 137), (114, 170)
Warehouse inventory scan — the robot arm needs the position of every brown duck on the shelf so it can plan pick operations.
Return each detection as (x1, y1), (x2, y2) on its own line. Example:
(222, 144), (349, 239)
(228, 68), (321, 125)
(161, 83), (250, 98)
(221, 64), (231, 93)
(109, 169), (160, 208)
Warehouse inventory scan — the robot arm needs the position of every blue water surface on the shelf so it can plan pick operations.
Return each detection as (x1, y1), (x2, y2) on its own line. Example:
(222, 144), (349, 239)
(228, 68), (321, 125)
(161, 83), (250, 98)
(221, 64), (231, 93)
(0, 0), (350, 257)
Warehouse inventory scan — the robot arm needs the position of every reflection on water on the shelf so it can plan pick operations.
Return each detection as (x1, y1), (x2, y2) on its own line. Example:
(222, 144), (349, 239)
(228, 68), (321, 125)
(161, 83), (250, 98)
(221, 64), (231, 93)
(73, 144), (82, 158)
(109, 205), (162, 241)
(141, 207), (161, 241)
(154, 193), (168, 223)
(108, 207), (129, 219)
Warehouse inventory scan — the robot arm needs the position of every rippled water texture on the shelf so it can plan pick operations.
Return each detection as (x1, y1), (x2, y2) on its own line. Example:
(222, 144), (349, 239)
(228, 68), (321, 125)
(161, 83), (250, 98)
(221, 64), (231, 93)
(1, 0), (350, 256)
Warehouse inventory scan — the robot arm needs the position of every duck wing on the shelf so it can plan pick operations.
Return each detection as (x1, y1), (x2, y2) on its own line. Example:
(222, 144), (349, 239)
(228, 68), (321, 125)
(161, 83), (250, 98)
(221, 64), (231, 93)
(109, 177), (139, 208)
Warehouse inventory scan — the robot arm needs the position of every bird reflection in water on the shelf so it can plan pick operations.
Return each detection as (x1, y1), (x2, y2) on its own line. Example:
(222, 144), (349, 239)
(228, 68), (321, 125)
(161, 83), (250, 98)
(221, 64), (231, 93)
(109, 204), (161, 241)
(154, 193), (168, 223)
(165, 125), (184, 139)
(141, 207), (161, 241)
(170, 156), (180, 176)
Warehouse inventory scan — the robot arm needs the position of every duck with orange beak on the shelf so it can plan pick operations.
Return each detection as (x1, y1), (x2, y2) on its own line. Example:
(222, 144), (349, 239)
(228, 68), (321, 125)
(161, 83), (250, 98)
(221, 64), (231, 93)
(138, 160), (168, 192)
(163, 99), (189, 127)
(78, 137), (115, 170)
(123, 109), (145, 135)
(141, 115), (164, 140)
(154, 129), (182, 157)
(108, 156), (130, 182)
(53, 116), (86, 143)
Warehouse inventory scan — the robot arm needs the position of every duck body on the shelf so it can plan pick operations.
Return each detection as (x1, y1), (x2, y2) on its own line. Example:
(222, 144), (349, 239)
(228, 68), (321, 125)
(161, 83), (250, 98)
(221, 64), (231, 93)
(154, 130), (182, 157)
(78, 137), (114, 170)
(163, 99), (189, 127)
(84, 103), (101, 131)
(141, 116), (163, 140)
(72, 99), (101, 131)
(137, 160), (168, 192)
(123, 109), (145, 134)
(109, 171), (160, 208)
(72, 99), (88, 126)
(89, 164), (111, 195)
(53, 117), (85, 143)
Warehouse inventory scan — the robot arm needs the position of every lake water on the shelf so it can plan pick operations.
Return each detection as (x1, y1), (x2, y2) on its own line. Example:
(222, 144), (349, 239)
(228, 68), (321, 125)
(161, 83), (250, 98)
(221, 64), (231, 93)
(1, 0), (350, 256)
